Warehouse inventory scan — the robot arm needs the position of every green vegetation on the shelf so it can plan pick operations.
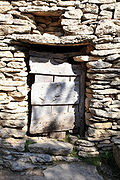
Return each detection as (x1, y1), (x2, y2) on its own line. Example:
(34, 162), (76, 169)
(24, 139), (36, 152)
(63, 132), (70, 143)
(70, 148), (78, 158)
(69, 148), (120, 180)
(77, 134), (81, 139)
(80, 151), (120, 180)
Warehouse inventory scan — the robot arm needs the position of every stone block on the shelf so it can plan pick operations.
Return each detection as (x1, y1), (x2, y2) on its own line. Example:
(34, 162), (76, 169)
(91, 49), (120, 56)
(117, 94), (120, 100)
(0, 5), (12, 14)
(89, 122), (112, 129)
(95, 43), (120, 50)
(0, 138), (26, 151)
(83, 13), (98, 20)
(0, 51), (13, 58)
(105, 54), (120, 61)
(88, 127), (109, 138)
(76, 139), (95, 147)
(7, 62), (26, 69)
(0, 86), (16, 91)
(0, 127), (26, 138)
(63, 9), (83, 19)
(90, 108), (120, 119)
(87, 73), (117, 80)
(29, 140), (73, 156)
(49, 132), (66, 140)
(77, 146), (97, 152)
(99, 10), (113, 19)
(0, 120), (25, 128)
(100, 3), (115, 11)
(87, 60), (112, 69)
(0, 80), (25, 87)
(84, 3), (98, 14)
(95, 20), (119, 37)
(14, 52), (26, 58)
(0, 25), (31, 35)
(0, 14), (13, 25)
(89, 0), (116, 3)
(63, 24), (94, 35)
(78, 150), (99, 157)
(114, 3), (120, 19)
(0, 61), (6, 68)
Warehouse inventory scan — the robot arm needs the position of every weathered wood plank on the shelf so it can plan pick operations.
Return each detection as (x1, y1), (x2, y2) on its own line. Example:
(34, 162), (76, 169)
(79, 63), (86, 137)
(30, 110), (80, 134)
(35, 75), (53, 83)
(29, 57), (81, 75)
(54, 76), (69, 82)
(51, 106), (68, 113)
(31, 82), (79, 105)
(31, 106), (52, 120)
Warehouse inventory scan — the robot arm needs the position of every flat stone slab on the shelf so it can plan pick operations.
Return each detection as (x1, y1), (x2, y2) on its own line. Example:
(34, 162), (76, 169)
(43, 162), (104, 180)
(0, 162), (104, 180)
(29, 140), (73, 156)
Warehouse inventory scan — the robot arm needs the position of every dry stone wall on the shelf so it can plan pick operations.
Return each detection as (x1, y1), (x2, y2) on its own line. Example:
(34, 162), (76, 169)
(0, 0), (120, 171)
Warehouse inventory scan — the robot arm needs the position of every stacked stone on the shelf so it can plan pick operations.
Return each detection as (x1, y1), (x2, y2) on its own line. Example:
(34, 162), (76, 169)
(68, 135), (99, 157)
(0, 2), (29, 150)
(0, 0), (120, 171)
(85, 46), (120, 151)
(0, 137), (74, 172)
(0, 42), (28, 140)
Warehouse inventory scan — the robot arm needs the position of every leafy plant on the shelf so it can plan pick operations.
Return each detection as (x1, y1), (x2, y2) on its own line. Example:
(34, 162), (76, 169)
(70, 148), (78, 157)
(63, 132), (70, 143)
(24, 139), (36, 152)
(77, 134), (81, 139)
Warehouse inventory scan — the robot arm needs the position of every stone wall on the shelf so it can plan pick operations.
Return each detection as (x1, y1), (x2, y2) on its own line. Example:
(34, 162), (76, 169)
(0, 0), (120, 171)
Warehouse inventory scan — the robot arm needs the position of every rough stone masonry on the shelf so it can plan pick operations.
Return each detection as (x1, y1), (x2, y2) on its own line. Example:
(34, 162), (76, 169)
(0, 0), (120, 172)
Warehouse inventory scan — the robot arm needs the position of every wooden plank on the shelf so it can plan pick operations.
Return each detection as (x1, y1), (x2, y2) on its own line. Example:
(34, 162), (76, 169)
(31, 82), (79, 105)
(51, 105), (68, 113)
(53, 76), (80, 82)
(35, 75), (53, 83)
(31, 106), (52, 120)
(30, 110), (80, 134)
(79, 63), (86, 137)
(54, 76), (69, 82)
(29, 57), (81, 75)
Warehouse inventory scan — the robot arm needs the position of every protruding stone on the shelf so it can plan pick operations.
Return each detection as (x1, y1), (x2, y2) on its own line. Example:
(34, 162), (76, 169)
(0, 138), (26, 151)
(114, 3), (120, 20)
(90, 108), (120, 119)
(87, 60), (112, 69)
(89, 0), (116, 4)
(74, 56), (89, 62)
(78, 151), (99, 157)
(76, 139), (95, 147)
(29, 139), (73, 156)
(63, 9), (83, 19)
(0, 14), (13, 25)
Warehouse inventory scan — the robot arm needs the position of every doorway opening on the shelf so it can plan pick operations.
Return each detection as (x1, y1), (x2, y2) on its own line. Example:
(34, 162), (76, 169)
(27, 45), (86, 139)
